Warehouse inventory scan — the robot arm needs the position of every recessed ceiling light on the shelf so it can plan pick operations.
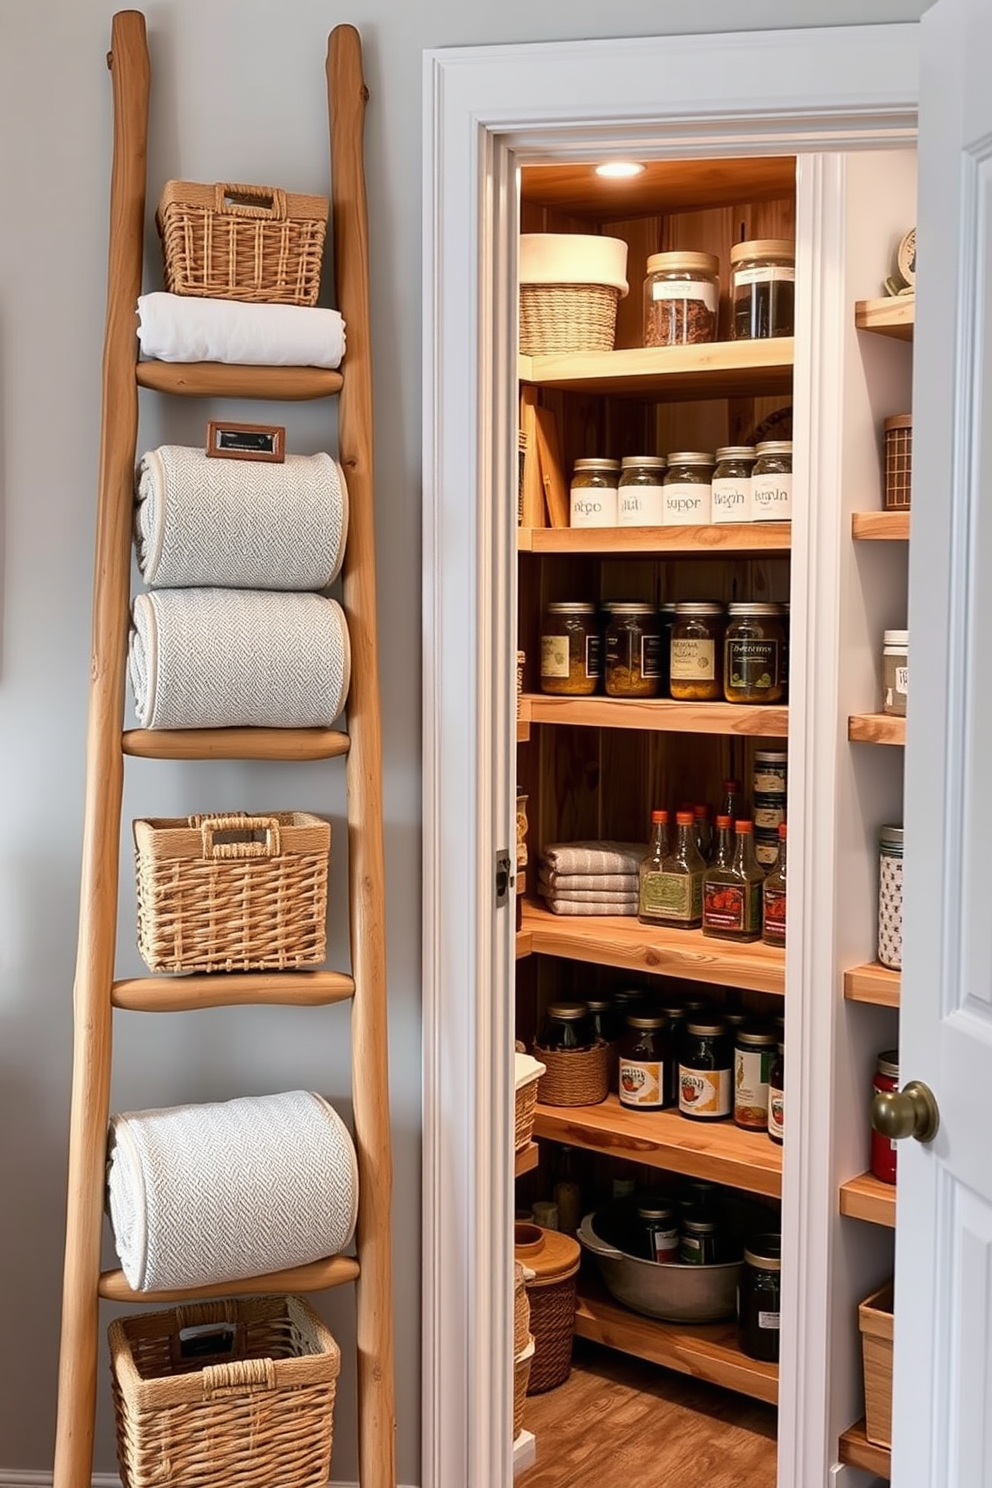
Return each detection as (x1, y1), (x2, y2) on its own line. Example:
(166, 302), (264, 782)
(594, 161), (646, 179)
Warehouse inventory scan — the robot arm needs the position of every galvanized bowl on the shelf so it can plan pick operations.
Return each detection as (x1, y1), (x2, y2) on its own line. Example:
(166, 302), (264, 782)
(578, 1207), (741, 1323)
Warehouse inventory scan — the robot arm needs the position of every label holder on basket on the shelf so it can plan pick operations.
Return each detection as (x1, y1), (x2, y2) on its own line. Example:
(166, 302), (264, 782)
(206, 420), (286, 463)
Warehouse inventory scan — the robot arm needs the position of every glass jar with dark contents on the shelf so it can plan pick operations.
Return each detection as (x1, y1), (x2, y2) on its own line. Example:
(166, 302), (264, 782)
(679, 1209), (728, 1265)
(538, 1002), (594, 1052)
(619, 1014), (672, 1111)
(731, 240), (795, 340)
(738, 1233), (782, 1361)
(723, 602), (785, 704)
(679, 1017), (733, 1121)
(540, 601), (601, 696)
(643, 251), (720, 346)
(604, 601), (661, 698)
(637, 1196), (680, 1264)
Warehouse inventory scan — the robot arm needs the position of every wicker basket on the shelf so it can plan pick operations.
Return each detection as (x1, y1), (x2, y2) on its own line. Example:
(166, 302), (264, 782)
(514, 1262), (532, 1357)
(515, 1223), (580, 1394)
(134, 812), (330, 974)
(859, 1282), (894, 1448)
(515, 1052), (546, 1151)
(157, 180), (328, 305)
(519, 282), (620, 356)
(109, 1295), (340, 1488)
(513, 1337), (535, 1437)
(534, 1039), (611, 1106)
(883, 414), (912, 510)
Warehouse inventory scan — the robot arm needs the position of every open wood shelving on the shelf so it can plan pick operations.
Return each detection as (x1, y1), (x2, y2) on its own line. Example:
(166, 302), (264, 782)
(852, 511), (910, 541)
(844, 962), (900, 1008)
(518, 338), (794, 401)
(524, 694), (788, 739)
(848, 713), (906, 746)
(840, 1171), (896, 1228)
(854, 295), (915, 341)
(518, 522), (792, 556)
(839, 1419), (891, 1478)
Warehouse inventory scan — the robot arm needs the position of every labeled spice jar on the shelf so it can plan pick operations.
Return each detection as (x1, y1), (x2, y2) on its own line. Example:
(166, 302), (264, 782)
(619, 1014), (672, 1110)
(637, 1197), (680, 1264)
(877, 826), (904, 971)
(663, 452), (713, 526)
(753, 794), (786, 831)
(679, 1017), (733, 1121)
(753, 751), (788, 796)
(538, 1003), (595, 1051)
(711, 446), (757, 524)
(731, 239), (795, 340)
(643, 251), (720, 346)
(679, 1210), (727, 1265)
(738, 1234), (782, 1361)
(768, 1043), (784, 1144)
(618, 456), (667, 526)
(540, 601), (601, 696)
(723, 602), (785, 703)
(871, 1050), (899, 1185)
(570, 457), (621, 528)
(604, 602), (661, 698)
(734, 1025), (779, 1131)
(882, 629), (908, 717)
(751, 442), (793, 521)
(670, 602), (725, 700)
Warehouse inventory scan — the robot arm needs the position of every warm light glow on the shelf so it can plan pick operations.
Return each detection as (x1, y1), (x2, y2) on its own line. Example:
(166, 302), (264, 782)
(594, 161), (646, 179)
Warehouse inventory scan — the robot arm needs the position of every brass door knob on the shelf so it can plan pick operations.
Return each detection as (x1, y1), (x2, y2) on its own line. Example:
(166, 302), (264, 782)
(871, 1080), (940, 1144)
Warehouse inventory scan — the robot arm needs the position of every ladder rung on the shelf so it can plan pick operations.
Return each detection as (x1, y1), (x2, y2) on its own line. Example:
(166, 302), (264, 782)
(99, 1254), (361, 1303)
(122, 727), (350, 761)
(136, 360), (344, 401)
(112, 970), (355, 1012)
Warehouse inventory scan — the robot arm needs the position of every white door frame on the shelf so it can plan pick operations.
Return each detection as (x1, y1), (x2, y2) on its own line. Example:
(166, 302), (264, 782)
(422, 26), (919, 1488)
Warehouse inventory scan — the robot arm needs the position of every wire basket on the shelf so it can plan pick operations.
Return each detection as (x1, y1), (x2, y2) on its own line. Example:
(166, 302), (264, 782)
(157, 180), (328, 305)
(534, 1039), (611, 1106)
(519, 283), (620, 356)
(883, 414), (912, 510)
(109, 1295), (340, 1488)
(134, 812), (330, 974)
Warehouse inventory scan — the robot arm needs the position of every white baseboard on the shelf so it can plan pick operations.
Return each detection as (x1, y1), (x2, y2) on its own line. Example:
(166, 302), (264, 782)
(0, 1477), (419, 1488)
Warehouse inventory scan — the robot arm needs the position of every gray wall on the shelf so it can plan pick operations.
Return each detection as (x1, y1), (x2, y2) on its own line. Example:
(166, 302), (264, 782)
(0, 0), (927, 1482)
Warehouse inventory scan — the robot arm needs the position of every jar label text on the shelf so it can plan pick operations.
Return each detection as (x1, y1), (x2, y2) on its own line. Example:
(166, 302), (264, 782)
(734, 1046), (773, 1128)
(768, 1088), (785, 1139)
(712, 477), (751, 523)
(671, 637), (716, 681)
(619, 1057), (663, 1107)
(734, 265), (795, 286)
(757, 1310), (781, 1330)
(650, 279), (718, 312)
(540, 634), (570, 680)
(726, 638), (780, 696)
(585, 635), (602, 678)
(679, 1066), (732, 1118)
(663, 481), (712, 525)
(570, 489), (618, 527)
(618, 483), (665, 526)
(752, 474), (792, 520)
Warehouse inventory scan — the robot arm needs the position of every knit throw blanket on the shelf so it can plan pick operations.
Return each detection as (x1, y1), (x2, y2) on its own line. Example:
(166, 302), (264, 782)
(106, 1090), (358, 1292)
(135, 446), (349, 591)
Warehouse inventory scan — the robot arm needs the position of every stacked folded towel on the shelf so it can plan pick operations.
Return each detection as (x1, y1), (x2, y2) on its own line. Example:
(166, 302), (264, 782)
(136, 291), (346, 368)
(537, 840), (646, 916)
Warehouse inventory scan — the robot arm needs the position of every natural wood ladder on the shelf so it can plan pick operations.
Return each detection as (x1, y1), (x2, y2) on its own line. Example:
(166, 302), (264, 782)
(53, 12), (395, 1488)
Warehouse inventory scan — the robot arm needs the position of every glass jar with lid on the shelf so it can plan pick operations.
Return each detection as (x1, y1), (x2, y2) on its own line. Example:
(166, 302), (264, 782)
(723, 602), (786, 703)
(871, 1050), (899, 1184)
(730, 239), (795, 339)
(618, 456), (667, 526)
(537, 1002), (595, 1052)
(733, 1024), (779, 1131)
(669, 601), (725, 701)
(619, 1013), (672, 1110)
(569, 457), (621, 528)
(882, 629), (908, 716)
(751, 442), (793, 521)
(643, 251), (720, 346)
(604, 601), (661, 698)
(679, 1209), (728, 1265)
(540, 601), (601, 696)
(738, 1234), (782, 1361)
(663, 452), (713, 525)
(679, 1017), (733, 1120)
(711, 446), (757, 524)
(637, 1196), (680, 1264)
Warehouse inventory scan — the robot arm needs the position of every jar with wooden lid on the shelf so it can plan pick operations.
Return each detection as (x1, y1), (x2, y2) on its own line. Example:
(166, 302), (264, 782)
(604, 601), (661, 697)
(540, 601), (601, 696)
(723, 601), (785, 703)
(643, 251), (720, 346)
(712, 446), (756, 524)
(730, 239), (795, 339)
(618, 455), (667, 526)
(751, 442), (793, 521)
(670, 601), (724, 700)
(569, 457), (621, 528)
(663, 452), (713, 525)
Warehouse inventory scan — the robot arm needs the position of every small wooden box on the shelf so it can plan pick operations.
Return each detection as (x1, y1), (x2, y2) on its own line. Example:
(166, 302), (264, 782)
(859, 1282), (894, 1448)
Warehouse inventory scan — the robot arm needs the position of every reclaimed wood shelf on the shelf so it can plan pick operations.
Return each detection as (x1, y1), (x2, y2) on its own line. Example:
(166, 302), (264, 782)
(515, 1141), (539, 1178)
(524, 693), (788, 739)
(573, 1276), (778, 1405)
(852, 510), (910, 541)
(99, 1252), (361, 1304)
(518, 522), (792, 556)
(533, 1094), (782, 1197)
(844, 962), (900, 1007)
(854, 295), (915, 341)
(112, 970), (355, 1013)
(848, 713), (906, 746)
(122, 727), (350, 761)
(839, 1419), (891, 1478)
(840, 1171), (896, 1228)
(136, 360), (344, 400)
(518, 338), (793, 401)
(522, 899), (785, 996)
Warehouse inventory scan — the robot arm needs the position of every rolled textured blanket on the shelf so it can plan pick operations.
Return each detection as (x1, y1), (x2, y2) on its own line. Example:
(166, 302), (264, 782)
(106, 1090), (358, 1292)
(129, 588), (351, 729)
(135, 446), (349, 590)
(137, 291), (346, 368)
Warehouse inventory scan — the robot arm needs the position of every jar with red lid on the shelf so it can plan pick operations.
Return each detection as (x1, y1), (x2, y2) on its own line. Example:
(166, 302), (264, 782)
(871, 1050), (899, 1185)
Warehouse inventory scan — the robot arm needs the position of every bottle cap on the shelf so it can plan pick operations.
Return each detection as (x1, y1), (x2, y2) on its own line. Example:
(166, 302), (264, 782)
(676, 811), (694, 826)
(650, 809), (669, 823)
(735, 819), (754, 833)
(715, 815), (732, 829)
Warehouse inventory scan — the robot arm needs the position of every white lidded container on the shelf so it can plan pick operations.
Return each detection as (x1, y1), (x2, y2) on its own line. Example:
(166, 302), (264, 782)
(519, 234), (629, 355)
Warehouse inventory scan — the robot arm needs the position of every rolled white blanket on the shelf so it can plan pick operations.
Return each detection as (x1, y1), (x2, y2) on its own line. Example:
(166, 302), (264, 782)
(135, 445), (349, 590)
(129, 588), (351, 729)
(137, 291), (346, 368)
(106, 1090), (359, 1292)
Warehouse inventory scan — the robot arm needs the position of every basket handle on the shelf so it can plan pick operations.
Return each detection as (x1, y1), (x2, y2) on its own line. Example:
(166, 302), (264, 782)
(195, 813), (283, 860)
(213, 182), (288, 220)
(201, 1356), (277, 1397)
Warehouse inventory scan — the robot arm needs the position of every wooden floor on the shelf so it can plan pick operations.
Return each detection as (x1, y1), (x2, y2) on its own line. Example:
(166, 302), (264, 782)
(517, 1341), (778, 1488)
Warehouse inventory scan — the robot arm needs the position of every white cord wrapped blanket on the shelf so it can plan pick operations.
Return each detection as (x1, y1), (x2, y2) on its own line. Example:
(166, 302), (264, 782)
(106, 1090), (359, 1292)
(128, 588), (351, 729)
(137, 291), (346, 368)
(135, 446), (349, 590)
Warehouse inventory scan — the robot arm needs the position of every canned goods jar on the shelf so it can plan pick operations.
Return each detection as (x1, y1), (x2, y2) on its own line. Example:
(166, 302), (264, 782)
(663, 452), (714, 526)
(619, 1014), (672, 1111)
(604, 602), (661, 698)
(538, 1003), (595, 1052)
(731, 238), (795, 340)
(753, 794), (786, 831)
(754, 829), (782, 869)
(618, 456), (667, 526)
(871, 1050), (899, 1185)
(734, 1026), (779, 1131)
(738, 1234), (782, 1361)
(878, 826), (904, 971)
(711, 446), (757, 524)
(637, 1197), (680, 1264)
(723, 602), (785, 704)
(670, 602), (725, 701)
(883, 629), (908, 717)
(643, 251), (720, 346)
(679, 1209), (726, 1265)
(679, 1018), (733, 1121)
(753, 751), (788, 796)
(751, 441), (793, 522)
(570, 458), (621, 528)
(540, 601), (601, 696)
(768, 1043), (784, 1144)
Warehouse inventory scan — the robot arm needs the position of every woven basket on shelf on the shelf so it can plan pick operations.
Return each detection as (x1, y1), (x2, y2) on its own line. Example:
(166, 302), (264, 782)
(157, 180), (328, 305)
(514, 1052), (546, 1151)
(109, 1295), (340, 1488)
(515, 1223), (580, 1394)
(519, 282), (620, 356)
(534, 1038), (611, 1107)
(883, 414), (912, 510)
(134, 812), (330, 974)
(513, 1337), (535, 1437)
(513, 1262), (532, 1357)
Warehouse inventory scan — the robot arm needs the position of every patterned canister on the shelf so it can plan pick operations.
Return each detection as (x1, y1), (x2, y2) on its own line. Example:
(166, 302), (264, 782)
(877, 826), (904, 971)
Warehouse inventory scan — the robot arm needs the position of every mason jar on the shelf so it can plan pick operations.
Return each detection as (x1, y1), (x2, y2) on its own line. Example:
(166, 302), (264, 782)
(663, 452), (714, 526)
(711, 446), (757, 524)
(539, 601), (601, 696)
(751, 442), (793, 521)
(730, 239), (795, 339)
(723, 602), (786, 704)
(604, 601), (661, 698)
(618, 455), (667, 526)
(570, 457), (621, 528)
(669, 601), (725, 701)
(643, 251), (720, 346)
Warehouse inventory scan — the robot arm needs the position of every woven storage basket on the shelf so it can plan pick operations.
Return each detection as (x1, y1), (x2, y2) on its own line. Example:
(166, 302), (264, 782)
(134, 812), (330, 974)
(519, 283), (620, 356)
(883, 414), (912, 510)
(514, 1052), (546, 1151)
(157, 180), (328, 305)
(513, 1262), (532, 1357)
(859, 1282), (894, 1448)
(534, 1038), (611, 1107)
(512, 1337), (535, 1437)
(109, 1295), (340, 1488)
(515, 1223), (580, 1394)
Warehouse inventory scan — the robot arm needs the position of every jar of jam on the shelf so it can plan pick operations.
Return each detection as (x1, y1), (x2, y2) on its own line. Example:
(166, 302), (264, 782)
(643, 251), (719, 346)
(619, 1014), (671, 1110)
(583, 998), (620, 1046)
(751, 442), (793, 522)
(734, 1026), (779, 1131)
(540, 601), (601, 696)
(604, 602), (661, 698)
(723, 602), (785, 703)
(637, 1197), (680, 1264)
(711, 446), (757, 524)
(768, 1042), (784, 1144)
(663, 452), (713, 526)
(570, 458), (621, 528)
(618, 456), (667, 527)
(538, 1003), (594, 1052)
(679, 1209), (726, 1265)
(738, 1233), (782, 1361)
(670, 602), (725, 701)
(679, 1018), (733, 1121)
(871, 1050), (899, 1185)
(731, 238), (795, 340)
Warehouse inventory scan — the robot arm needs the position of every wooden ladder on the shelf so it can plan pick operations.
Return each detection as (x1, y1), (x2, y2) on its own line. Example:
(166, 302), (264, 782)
(52, 12), (395, 1487)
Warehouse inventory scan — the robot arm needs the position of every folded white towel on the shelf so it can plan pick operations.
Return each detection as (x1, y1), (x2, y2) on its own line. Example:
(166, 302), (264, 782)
(137, 291), (346, 368)
(135, 445), (349, 590)
(106, 1090), (358, 1292)
(129, 588), (351, 730)
(540, 841), (647, 876)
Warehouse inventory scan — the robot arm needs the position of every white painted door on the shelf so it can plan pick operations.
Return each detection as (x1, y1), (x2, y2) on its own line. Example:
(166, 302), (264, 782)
(891, 0), (992, 1481)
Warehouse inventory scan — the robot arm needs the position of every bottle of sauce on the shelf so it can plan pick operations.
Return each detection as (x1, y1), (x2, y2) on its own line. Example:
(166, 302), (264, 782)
(638, 809), (671, 926)
(762, 823), (788, 946)
(652, 811), (706, 929)
(702, 819), (763, 941)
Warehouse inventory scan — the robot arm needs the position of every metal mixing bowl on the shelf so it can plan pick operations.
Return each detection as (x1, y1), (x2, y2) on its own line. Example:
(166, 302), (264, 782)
(578, 1206), (742, 1323)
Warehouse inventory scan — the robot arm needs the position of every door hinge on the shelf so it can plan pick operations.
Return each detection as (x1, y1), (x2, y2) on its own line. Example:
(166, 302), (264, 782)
(495, 849), (512, 907)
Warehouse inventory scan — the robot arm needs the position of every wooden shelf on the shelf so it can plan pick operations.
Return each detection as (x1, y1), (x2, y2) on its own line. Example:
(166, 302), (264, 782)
(112, 970), (355, 1012)
(524, 693), (788, 739)
(848, 713), (906, 746)
(533, 1094), (782, 1197)
(523, 899), (784, 996)
(516, 927), (533, 959)
(517, 698), (531, 742)
(518, 338), (793, 401)
(122, 727), (350, 761)
(99, 1253), (360, 1303)
(854, 295), (915, 341)
(844, 962), (900, 1007)
(839, 1419), (891, 1478)
(573, 1275), (778, 1405)
(840, 1171), (896, 1228)
(515, 1141), (539, 1177)
(136, 360), (344, 400)
(852, 510), (910, 541)
(518, 522), (792, 556)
